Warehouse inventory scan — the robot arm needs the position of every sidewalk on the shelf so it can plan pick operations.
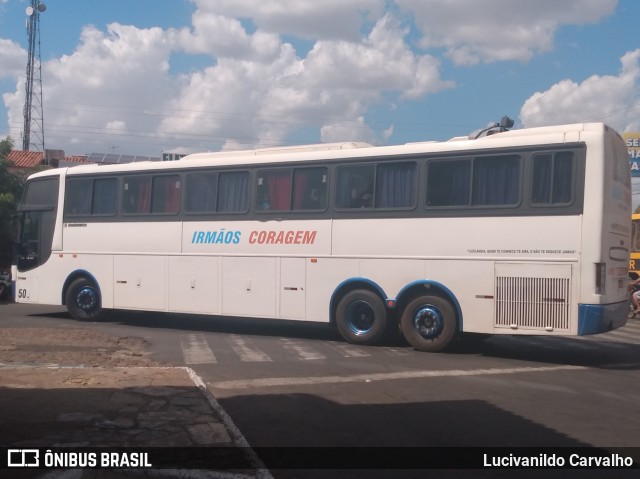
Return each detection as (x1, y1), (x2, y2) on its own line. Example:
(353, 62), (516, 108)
(0, 366), (267, 478)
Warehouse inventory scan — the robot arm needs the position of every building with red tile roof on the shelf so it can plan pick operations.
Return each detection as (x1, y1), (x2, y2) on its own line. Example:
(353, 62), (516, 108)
(6, 150), (91, 173)
(6, 150), (45, 169)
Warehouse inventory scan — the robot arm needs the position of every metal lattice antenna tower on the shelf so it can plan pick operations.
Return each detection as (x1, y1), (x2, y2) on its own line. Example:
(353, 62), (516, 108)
(22, 1), (46, 153)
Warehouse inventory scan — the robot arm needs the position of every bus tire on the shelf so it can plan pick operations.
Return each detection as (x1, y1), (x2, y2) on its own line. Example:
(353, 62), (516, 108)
(336, 290), (388, 345)
(400, 295), (456, 352)
(65, 277), (104, 321)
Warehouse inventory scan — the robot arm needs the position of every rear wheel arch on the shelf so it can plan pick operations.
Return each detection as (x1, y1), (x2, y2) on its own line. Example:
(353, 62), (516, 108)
(330, 278), (392, 346)
(394, 280), (463, 330)
(330, 278), (389, 326)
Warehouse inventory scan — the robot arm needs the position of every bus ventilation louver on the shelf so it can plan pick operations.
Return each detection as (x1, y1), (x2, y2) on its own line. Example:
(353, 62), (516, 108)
(495, 274), (571, 332)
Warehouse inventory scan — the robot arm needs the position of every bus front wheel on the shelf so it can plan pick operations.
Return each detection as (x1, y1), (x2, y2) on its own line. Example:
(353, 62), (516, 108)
(336, 290), (388, 345)
(65, 278), (104, 321)
(400, 295), (456, 352)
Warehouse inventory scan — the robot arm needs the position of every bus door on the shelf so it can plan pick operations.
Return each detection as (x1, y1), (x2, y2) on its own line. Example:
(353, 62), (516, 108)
(16, 207), (56, 273)
(14, 178), (59, 280)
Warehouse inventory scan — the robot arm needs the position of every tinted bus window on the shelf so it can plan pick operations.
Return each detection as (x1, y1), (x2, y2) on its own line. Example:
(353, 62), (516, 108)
(123, 176), (152, 214)
(293, 167), (327, 210)
(375, 162), (416, 208)
(472, 156), (520, 206)
(151, 175), (180, 214)
(218, 171), (249, 213)
(531, 152), (574, 205)
(257, 169), (291, 211)
(426, 160), (471, 207)
(336, 165), (374, 209)
(24, 177), (59, 207)
(66, 177), (118, 216)
(65, 178), (92, 215)
(92, 178), (118, 215)
(185, 172), (217, 213)
(426, 156), (520, 207)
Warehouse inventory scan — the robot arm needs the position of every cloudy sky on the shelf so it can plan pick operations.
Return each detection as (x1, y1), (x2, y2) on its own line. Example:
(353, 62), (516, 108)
(0, 0), (638, 157)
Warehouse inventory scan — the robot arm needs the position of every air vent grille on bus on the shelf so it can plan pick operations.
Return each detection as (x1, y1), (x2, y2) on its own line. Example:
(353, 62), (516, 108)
(495, 276), (571, 331)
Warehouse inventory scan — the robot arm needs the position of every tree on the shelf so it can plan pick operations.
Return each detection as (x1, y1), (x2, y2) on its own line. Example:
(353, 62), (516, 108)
(0, 137), (25, 269)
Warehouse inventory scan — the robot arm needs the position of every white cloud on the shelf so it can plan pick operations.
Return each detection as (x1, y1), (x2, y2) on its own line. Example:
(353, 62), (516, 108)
(396, 0), (617, 65)
(5, 23), (178, 154)
(520, 49), (640, 132)
(160, 12), (453, 149)
(191, 0), (385, 41)
(173, 13), (282, 60)
(321, 116), (377, 144)
(0, 38), (26, 79)
(0, 0), (630, 155)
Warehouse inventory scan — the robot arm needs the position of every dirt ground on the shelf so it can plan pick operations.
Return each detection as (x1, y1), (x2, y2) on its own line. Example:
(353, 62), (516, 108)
(0, 326), (161, 368)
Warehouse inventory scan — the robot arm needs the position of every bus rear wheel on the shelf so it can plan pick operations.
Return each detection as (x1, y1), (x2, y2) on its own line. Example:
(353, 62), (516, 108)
(400, 295), (456, 352)
(65, 277), (104, 321)
(336, 290), (388, 345)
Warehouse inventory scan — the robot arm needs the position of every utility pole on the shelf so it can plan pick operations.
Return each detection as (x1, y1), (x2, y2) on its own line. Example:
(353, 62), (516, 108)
(23, 1), (46, 156)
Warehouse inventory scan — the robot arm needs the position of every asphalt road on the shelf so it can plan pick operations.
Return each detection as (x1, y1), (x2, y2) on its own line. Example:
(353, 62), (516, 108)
(2, 302), (640, 478)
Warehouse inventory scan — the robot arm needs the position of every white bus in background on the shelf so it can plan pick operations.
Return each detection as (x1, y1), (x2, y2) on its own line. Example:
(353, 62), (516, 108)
(13, 122), (630, 352)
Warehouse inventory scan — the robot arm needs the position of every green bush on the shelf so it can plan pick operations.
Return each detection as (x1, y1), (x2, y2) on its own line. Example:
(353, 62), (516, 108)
(0, 137), (25, 270)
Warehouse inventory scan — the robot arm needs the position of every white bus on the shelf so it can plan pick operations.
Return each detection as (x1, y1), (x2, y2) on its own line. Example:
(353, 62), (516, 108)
(13, 122), (630, 352)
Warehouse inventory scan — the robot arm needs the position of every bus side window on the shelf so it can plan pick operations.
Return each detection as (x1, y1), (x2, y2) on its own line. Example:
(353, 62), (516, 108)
(472, 155), (520, 206)
(151, 175), (181, 214)
(531, 152), (574, 205)
(123, 176), (152, 214)
(218, 171), (249, 213)
(185, 172), (217, 213)
(293, 167), (327, 210)
(65, 178), (92, 215)
(426, 159), (471, 207)
(336, 165), (374, 209)
(92, 178), (117, 215)
(257, 169), (292, 211)
(375, 162), (416, 208)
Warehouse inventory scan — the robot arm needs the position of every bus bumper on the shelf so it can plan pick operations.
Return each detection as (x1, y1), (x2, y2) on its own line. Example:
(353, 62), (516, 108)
(578, 301), (628, 336)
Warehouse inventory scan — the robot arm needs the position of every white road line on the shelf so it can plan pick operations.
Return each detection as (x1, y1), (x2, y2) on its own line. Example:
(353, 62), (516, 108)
(228, 335), (272, 362)
(211, 364), (587, 390)
(279, 338), (326, 360)
(324, 341), (371, 358)
(380, 347), (413, 356)
(180, 333), (217, 364)
(183, 367), (274, 479)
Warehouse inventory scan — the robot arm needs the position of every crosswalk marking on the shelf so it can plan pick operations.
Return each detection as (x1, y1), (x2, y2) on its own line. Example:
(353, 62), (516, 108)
(323, 341), (371, 358)
(279, 338), (326, 360)
(228, 335), (272, 362)
(381, 347), (413, 356)
(177, 320), (640, 366)
(180, 333), (217, 364)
